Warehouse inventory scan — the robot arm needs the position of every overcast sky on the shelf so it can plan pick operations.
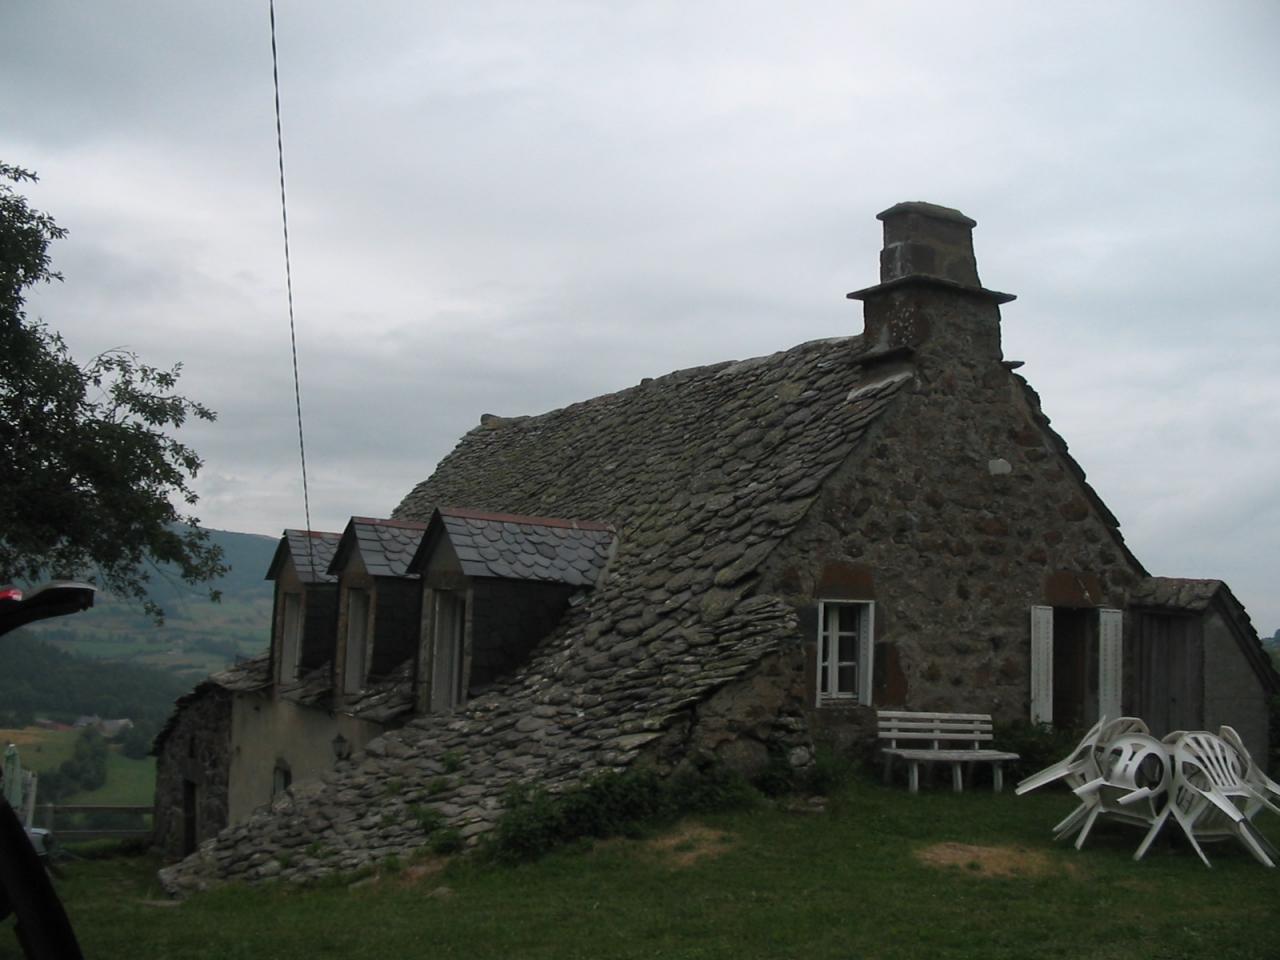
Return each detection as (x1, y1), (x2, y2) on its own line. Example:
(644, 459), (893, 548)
(3, 2), (1277, 634)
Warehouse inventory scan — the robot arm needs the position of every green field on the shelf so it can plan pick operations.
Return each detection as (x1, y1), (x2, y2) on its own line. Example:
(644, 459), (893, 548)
(1, 726), (155, 806)
(0, 726), (78, 774)
(67, 749), (155, 805)
(11, 777), (1280, 960)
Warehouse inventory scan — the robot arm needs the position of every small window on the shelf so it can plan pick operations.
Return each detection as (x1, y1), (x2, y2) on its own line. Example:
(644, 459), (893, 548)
(344, 588), (371, 694)
(272, 760), (292, 798)
(279, 592), (302, 683)
(817, 601), (874, 705)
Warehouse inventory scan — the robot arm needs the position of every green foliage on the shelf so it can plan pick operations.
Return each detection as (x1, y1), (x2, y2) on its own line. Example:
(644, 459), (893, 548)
(409, 804), (445, 836)
(430, 828), (464, 855)
(485, 766), (758, 864)
(408, 803), (465, 857)
(39, 727), (109, 802)
(0, 162), (225, 621)
(43, 785), (1280, 960)
(992, 720), (1084, 781)
(427, 776), (450, 796)
(0, 630), (189, 727)
(440, 751), (464, 773)
(796, 746), (856, 795)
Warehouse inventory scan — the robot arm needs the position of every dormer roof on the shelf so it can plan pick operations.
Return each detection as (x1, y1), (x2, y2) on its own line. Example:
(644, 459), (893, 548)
(329, 517), (428, 579)
(266, 529), (342, 584)
(418, 507), (615, 588)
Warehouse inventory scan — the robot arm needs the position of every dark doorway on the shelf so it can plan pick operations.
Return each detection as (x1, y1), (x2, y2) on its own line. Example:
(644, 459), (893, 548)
(181, 780), (197, 856)
(1052, 608), (1097, 729)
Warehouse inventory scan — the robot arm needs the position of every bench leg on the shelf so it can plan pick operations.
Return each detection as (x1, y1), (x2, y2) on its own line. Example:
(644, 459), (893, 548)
(908, 762), (919, 794)
(951, 763), (963, 793)
(992, 763), (1004, 793)
(883, 755), (893, 785)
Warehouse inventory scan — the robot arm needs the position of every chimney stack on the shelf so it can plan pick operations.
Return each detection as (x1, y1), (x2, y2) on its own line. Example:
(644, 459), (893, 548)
(878, 202), (980, 286)
(848, 201), (1014, 362)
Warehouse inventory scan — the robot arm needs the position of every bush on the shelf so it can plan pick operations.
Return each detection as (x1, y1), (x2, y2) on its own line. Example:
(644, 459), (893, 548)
(992, 720), (1083, 782)
(430, 828), (464, 855)
(484, 765), (758, 864)
(797, 747), (855, 795)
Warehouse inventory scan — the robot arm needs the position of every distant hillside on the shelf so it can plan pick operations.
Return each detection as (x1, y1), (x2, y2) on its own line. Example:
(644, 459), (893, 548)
(0, 631), (191, 728)
(15, 528), (279, 683)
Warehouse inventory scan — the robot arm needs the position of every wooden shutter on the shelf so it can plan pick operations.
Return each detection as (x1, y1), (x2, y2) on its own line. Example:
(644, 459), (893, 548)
(1030, 605), (1053, 725)
(858, 603), (875, 706)
(1098, 608), (1123, 722)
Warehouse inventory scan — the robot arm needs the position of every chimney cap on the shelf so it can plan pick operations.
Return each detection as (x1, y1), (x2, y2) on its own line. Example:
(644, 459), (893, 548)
(847, 200), (1014, 304)
(876, 201), (976, 229)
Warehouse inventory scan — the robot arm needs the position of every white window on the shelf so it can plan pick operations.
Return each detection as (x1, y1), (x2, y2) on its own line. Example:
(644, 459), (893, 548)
(344, 588), (370, 694)
(278, 592), (302, 683)
(816, 601), (875, 706)
(431, 591), (466, 712)
(1029, 605), (1123, 725)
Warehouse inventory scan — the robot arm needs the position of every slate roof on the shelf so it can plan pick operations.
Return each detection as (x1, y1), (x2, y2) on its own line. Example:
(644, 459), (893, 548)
(161, 335), (919, 891)
(152, 655), (271, 753)
(330, 518), (428, 578)
(266, 529), (342, 584)
(428, 507), (615, 587)
(1130, 577), (1279, 695)
(1129, 576), (1223, 612)
(389, 334), (912, 739)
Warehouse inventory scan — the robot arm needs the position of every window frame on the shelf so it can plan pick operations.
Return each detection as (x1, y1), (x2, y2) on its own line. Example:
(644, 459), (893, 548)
(815, 600), (875, 707)
(343, 587), (371, 694)
(278, 591), (302, 683)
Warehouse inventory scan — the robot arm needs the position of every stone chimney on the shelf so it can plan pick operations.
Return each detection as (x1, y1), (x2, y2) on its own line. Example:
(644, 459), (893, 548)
(848, 201), (1014, 364)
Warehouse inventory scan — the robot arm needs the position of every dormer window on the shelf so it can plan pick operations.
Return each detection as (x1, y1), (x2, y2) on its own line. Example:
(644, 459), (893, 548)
(328, 517), (428, 706)
(266, 529), (341, 691)
(430, 591), (466, 711)
(343, 588), (371, 693)
(279, 593), (302, 682)
(411, 507), (615, 714)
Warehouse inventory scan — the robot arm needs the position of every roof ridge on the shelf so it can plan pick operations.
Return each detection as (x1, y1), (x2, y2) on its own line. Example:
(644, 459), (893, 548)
(438, 506), (615, 532)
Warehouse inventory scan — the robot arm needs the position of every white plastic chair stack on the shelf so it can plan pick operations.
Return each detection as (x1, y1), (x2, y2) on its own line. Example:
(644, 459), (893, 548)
(1219, 725), (1280, 821)
(1137, 731), (1280, 868)
(1015, 716), (1154, 845)
(1068, 731), (1170, 851)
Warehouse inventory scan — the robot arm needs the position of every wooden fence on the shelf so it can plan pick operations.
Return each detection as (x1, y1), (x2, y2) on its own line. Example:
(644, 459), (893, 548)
(36, 803), (153, 843)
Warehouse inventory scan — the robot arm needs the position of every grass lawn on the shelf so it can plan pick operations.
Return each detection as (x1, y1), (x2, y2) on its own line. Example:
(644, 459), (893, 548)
(0, 726), (78, 774)
(2, 726), (155, 805)
(67, 747), (155, 805)
(8, 776), (1279, 960)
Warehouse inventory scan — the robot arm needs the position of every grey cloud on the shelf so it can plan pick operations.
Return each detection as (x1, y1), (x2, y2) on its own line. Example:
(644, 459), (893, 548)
(3, 2), (1277, 632)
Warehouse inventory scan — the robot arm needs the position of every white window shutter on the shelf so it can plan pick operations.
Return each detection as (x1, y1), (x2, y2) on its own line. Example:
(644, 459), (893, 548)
(1098, 608), (1123, 722)
(1030, 605), (1053, 725)
(858, 603), (875, 706)
(814, 601), (826, 709)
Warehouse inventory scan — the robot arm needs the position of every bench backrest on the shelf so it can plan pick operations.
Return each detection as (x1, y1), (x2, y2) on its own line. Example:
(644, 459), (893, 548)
(877, 710), (994, 749)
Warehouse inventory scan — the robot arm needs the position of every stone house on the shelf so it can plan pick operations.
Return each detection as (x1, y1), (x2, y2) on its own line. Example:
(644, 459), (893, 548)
(157, 201), (1277, 889)
(154, 522), (428, 857)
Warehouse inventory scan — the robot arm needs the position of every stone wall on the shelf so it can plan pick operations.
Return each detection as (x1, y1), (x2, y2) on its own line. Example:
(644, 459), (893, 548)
(642, 650), (812, 779)
(226, 691), (385, 827)
(1202, 607), (1270, 761)
(153, 686), (232, 859)
(759, 288), (1144, 735)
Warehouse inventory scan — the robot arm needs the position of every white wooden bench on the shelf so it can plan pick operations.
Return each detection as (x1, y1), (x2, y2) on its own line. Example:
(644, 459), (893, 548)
(878, 710), (1020, 794)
